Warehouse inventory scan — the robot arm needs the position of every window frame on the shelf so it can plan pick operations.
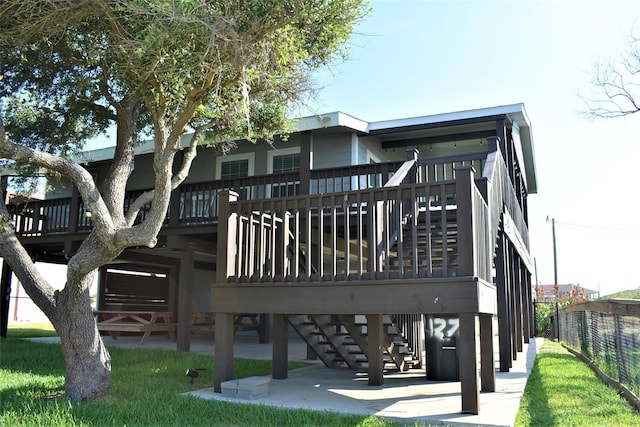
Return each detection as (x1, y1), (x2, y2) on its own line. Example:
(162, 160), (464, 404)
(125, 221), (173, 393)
(267, 146), (301, 174)
(215, 152), (255, 180)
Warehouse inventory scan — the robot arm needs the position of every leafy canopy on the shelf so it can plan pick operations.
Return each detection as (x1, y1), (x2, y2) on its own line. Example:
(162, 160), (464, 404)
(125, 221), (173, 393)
(0, 0), (369, 157)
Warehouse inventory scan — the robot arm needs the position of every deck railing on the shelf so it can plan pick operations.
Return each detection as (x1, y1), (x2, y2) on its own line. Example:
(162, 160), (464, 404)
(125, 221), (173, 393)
(175, 162), (405, 226)
(415, 153), (486, 183)
(7, 150), (527, 259)
(479, 146), (529, 252)
(217, 164), (493, 284)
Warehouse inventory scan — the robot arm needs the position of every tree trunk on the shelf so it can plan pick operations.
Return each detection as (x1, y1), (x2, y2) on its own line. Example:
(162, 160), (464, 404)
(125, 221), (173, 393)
(53, 271), (111, 401)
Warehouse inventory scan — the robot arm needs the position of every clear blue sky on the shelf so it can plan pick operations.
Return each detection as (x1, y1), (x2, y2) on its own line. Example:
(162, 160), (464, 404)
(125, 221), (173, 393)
(298, 0), (640, 296)
(90, 1), (640, 296)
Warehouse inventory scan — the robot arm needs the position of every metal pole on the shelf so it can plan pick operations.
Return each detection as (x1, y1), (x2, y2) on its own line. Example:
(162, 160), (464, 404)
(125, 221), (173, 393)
(551, 218), (558, 285)
(555, 301), (560, 341)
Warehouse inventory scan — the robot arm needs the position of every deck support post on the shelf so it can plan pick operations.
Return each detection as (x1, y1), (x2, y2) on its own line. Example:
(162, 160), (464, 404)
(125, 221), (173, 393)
(520, 258), (532, 344)
(258, 313), (270, 344)
(176, 249), (194, 352)
(272, 314), (289, 379)
(459, 312), (479, 414)
(508, 244), (518, 361)
(213, 190), (239, 393)
(479, 313), (495, 392)
(496, 232), (512, 372)
(514, 254), (523, 353)
(367, 314), (384, 386)
(214, 313), (235, 392)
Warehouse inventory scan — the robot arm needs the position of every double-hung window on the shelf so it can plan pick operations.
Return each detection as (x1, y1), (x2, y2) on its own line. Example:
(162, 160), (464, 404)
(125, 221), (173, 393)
(215, 152), (255, 199)
(268, 147), (301, 197)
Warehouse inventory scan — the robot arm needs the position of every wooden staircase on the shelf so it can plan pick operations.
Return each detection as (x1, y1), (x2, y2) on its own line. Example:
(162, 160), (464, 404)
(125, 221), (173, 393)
(286, 314), (421, 372)
(388, 205), (459, 278)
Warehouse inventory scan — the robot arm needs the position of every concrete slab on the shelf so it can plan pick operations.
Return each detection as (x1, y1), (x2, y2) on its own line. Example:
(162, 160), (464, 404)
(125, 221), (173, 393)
(185, 338), (541, 427)
(27, 334), (541, 426)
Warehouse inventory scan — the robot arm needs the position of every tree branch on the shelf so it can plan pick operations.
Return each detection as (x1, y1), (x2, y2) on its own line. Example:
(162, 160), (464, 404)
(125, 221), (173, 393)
(586, 33), (640, 119)
(0, 112), (117, 243)
(0, 196), (58, 319)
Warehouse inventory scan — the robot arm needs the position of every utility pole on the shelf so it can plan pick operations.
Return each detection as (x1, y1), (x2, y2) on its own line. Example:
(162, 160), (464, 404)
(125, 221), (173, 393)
(547, 216), (558, 285)
(551, 217), (558, 285)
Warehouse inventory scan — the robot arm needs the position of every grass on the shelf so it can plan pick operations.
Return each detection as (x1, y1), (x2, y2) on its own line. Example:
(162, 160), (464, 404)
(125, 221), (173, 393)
(515, 340), (639, 426)
(6, 321), (57, 338)
(0, 325), (410, 427)
(3, 325), (639, 426)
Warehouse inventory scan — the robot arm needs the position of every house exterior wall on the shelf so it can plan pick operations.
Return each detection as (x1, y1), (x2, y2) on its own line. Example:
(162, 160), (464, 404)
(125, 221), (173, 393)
(41, 128), (490, 202)
(312, 132), (354, 169)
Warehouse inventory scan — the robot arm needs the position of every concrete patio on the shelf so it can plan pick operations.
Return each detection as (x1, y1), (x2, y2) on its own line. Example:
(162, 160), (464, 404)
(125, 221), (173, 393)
(29, 333), (542, 426)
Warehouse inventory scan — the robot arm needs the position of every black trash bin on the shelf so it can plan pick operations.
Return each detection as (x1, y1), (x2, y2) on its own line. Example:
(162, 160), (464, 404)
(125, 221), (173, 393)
(425, 316), (459, 381)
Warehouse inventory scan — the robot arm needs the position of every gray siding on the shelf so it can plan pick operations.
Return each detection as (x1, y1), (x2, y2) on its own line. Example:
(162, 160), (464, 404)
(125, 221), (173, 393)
(43, 130), (489, 200)
(312, 132), (353, 169)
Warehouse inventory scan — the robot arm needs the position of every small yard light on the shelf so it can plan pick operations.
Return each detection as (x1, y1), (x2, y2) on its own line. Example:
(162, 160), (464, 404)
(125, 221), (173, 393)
(185, 368), (206, 384)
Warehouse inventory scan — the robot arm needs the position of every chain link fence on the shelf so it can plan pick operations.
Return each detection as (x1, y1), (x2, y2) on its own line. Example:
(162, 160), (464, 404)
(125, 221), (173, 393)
(558, 300), (640, 397)
(534, 301), (558, 340)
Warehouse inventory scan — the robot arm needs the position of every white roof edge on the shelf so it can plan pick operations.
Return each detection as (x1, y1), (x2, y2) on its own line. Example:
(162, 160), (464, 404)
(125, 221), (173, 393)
(20, 105), (536, 183)
(295, 112), (370, 133)
(369, 103), (531, 131)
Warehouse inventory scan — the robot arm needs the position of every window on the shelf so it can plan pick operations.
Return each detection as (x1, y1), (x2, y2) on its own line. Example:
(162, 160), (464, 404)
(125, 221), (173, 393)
(220, 159), (249, 179)
(272, 152), (300, 173)
(267, 147), (301, 197)
(216, 153), (255, 180)
(267, 147), (301, 173)
(215, 153), (255, 199)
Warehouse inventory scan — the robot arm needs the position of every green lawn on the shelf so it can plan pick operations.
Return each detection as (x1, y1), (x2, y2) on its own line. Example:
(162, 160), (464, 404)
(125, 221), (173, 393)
(515, 340), (639, 426)
(2, 325), (639, 426)
(0, 326), (406, 427)
(6, 321), (58, 338)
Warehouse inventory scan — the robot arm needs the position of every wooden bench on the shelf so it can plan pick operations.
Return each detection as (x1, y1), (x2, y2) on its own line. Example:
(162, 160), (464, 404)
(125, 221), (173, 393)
(191, 312), (259, 334)
(94, 310), (177, 345)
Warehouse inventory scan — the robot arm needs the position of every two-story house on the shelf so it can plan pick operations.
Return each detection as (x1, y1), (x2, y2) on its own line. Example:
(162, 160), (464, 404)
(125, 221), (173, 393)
(1, 103), (537, 414)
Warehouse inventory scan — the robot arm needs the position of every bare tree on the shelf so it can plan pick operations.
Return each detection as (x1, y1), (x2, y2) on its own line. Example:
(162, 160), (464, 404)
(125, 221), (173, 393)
(586, 34), (640, 118)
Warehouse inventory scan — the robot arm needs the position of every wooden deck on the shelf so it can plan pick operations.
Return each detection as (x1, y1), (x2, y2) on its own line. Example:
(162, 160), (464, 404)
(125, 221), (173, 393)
(210, 146), (534, 415)
(5, 140), (534, 415)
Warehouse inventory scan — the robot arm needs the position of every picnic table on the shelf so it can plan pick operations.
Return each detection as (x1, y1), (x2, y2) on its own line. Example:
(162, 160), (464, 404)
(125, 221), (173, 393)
(190, 312), (259, 334)
(94, 310), (177, 345)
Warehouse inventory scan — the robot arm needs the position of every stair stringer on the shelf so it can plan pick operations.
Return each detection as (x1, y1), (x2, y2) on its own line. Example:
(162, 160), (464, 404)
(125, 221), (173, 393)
(336, 314), (421, 372)
(309, 315), (367, 371)
(286, 314), (344, 368)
